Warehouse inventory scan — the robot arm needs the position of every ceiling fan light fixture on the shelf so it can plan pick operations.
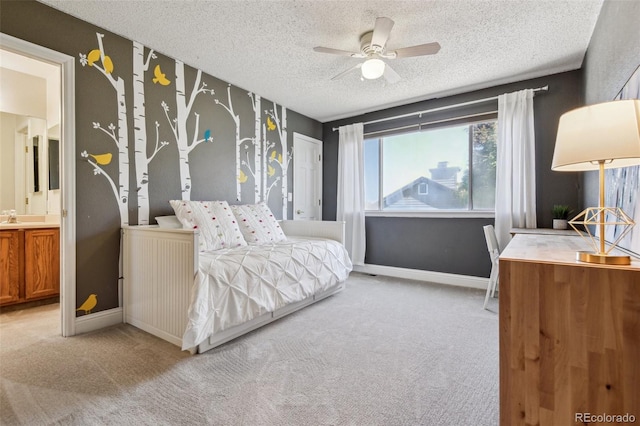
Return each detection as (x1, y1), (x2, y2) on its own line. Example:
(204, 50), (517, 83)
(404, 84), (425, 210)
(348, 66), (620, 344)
(316, 16), (440, 83)
(361, 58), (385, 79)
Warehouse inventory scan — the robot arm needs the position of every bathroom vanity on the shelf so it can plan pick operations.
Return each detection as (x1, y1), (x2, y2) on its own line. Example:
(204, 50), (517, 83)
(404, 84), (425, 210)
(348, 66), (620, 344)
(0, 216), (59, 307)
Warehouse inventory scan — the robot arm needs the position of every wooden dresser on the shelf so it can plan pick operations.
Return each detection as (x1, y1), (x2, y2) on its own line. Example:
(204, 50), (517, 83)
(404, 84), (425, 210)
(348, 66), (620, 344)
(499, 234), (640, 425)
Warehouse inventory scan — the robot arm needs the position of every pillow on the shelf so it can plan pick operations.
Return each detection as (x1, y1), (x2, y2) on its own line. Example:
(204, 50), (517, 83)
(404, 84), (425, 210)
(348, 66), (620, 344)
(155, 215), (182, 229)
(230, 202), (287, 244)
(169, 200), (247, 251)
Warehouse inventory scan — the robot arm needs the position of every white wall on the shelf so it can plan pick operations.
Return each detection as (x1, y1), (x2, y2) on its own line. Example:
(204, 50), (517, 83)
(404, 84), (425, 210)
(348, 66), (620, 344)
(0, 48), (60, 126)
(0, 68), (47, 119)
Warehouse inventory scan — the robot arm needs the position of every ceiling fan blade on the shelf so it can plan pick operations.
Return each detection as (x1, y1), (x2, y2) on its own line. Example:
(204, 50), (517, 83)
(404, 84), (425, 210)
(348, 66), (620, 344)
(331, 63), (363, 80)
(371, 17), (394, 50)
(313, 46), (363, 57)
(393, 42), (441, 58)
(383, 63), (401, 84)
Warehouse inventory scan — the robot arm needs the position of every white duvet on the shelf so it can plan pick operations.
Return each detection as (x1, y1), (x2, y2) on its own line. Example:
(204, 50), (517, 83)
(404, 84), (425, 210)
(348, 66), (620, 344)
(182, 237), (352, 350)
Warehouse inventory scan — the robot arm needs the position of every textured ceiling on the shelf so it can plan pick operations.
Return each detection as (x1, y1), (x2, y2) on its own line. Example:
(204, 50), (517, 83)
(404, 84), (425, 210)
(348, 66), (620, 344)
(37, 0), (603, 122)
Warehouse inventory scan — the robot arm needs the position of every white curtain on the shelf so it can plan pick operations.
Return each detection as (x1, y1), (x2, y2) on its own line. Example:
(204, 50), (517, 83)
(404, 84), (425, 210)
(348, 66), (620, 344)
(337, 123), (366, 265)
(495, 89), (537, 249)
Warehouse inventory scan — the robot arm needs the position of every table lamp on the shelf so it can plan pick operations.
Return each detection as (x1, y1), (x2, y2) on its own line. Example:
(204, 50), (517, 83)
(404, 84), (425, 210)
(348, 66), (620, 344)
(551, 99), (640, 265)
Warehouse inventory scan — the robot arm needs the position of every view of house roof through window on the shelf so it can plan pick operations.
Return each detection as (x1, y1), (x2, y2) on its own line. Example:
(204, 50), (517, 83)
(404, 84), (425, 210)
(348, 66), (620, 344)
(365, 120), (497, 212)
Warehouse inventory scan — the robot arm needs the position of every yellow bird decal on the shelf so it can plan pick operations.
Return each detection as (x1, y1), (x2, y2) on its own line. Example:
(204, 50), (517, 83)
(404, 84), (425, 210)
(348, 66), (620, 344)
(238, 170), (248, 183)
(267, 117), (276, 131)
(87, 50), (113, 73)
(76, 294), (98, 315)
(267, 165), (275, 177)
(90, 153), (112, 165)
(153, 64), (171, 86)
(103, 56), (114, 74)
(87, 49), (100, 66)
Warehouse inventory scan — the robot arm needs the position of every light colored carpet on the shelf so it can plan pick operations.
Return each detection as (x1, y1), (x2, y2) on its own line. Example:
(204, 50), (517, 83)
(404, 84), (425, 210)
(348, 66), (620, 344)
(0, 273), (499, 425)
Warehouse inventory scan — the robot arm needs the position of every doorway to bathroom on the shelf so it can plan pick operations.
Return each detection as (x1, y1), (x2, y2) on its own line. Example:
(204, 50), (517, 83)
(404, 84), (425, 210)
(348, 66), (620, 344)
(0, 34), (76, 337)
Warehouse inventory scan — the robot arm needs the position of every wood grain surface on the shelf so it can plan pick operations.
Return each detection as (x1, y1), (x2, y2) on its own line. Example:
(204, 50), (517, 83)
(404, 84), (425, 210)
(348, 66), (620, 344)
(500, 235), (640, 425)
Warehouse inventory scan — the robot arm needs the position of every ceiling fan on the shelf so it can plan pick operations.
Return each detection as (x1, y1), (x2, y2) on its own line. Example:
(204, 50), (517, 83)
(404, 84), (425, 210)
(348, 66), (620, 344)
(313, 17), (441, 83)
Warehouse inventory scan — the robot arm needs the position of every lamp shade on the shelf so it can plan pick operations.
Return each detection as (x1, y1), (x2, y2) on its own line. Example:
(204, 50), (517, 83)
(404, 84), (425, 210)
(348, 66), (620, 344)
(361, 58), (385, 80)
(551, 99), (640, 172)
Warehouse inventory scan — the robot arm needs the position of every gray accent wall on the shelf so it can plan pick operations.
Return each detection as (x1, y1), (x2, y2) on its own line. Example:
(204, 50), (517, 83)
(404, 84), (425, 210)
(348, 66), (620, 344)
(323, 71), (584, 278)
(582, 0), (640, 210)
(583, 0), (640, 105)
(1, 0), (321, 315)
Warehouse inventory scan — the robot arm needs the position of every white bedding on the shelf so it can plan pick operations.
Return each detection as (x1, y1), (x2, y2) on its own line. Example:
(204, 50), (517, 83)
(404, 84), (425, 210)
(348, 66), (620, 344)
(182, 237), (353, 350)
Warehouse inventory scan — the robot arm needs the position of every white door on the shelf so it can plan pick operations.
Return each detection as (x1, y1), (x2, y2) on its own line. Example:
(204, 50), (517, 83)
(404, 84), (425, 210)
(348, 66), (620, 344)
(293, 133), (322, 220)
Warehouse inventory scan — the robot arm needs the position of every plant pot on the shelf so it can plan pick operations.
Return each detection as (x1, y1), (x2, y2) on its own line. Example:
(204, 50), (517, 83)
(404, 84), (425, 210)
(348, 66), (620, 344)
(553, 219), (568, 230)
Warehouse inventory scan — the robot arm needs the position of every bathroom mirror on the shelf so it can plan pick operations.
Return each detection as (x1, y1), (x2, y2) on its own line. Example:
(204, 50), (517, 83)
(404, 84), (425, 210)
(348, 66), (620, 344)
(1, 47), (61, 217)
(0, 114), (51, 215)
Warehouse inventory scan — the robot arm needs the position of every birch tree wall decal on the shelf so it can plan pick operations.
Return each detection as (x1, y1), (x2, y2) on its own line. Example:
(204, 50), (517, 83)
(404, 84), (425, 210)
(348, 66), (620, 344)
(238, 93), (263, 202)
(215, 84), (255, 202)
(265, 105), (290, 218)
(133, 41), (169, 225)
(162, 60), (214, 200)
(264, 147), (281, 203)
(79, 32), (129, 226)
(250, 93), (262, 202)
(262, 121), (271, 199)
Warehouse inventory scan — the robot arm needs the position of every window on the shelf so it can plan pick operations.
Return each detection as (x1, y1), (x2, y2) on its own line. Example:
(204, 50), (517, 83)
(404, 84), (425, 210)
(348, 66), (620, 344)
(364, 120), (497, 212)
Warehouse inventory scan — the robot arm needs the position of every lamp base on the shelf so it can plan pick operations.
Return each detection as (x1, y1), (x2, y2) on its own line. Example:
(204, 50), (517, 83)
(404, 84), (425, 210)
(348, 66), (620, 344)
(576, 251), (630, 265)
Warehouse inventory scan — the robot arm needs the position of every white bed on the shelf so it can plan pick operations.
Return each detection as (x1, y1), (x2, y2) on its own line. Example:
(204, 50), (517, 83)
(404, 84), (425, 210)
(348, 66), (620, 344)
(122, 220), (352, 353)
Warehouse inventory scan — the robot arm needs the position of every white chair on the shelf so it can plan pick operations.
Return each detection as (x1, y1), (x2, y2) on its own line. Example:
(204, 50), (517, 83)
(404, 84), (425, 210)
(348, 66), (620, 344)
(483, 224), (500, 310)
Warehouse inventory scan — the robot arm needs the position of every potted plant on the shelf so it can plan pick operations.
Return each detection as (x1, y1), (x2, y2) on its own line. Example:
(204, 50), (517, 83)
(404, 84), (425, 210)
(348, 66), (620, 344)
(552, 205), (571, 230)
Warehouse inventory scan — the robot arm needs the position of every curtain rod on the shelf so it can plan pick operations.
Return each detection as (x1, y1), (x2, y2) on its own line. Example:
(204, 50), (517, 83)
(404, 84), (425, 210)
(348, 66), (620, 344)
(363, 110), (499, 137)
(332, 85), (548, 131)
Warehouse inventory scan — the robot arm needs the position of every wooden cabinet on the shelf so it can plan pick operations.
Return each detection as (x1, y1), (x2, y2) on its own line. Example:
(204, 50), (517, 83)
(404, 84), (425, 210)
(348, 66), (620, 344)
(499, 234), (640, 425)
(24, 228), (60, 300)
(0, 227), (59, 307)
(0, 230), (23, 305)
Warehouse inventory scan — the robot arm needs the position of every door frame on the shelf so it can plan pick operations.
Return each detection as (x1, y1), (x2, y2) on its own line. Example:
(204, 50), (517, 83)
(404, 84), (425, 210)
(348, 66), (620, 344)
(1, 33), (76, 337)
(293, 132), (323, 220)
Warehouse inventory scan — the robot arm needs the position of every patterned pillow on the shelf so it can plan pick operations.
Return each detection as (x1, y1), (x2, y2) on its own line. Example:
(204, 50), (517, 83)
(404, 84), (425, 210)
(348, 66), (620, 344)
(169, 200), (247, 251)
(230, 202), (287, 244)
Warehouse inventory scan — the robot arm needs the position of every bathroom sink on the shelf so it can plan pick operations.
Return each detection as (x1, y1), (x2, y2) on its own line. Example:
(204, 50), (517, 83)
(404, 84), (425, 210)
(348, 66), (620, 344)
(0, 215), (60, 230)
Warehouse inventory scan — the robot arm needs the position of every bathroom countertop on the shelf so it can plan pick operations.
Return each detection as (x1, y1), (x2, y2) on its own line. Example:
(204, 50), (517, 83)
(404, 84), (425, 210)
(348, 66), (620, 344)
(0, 222), (60, 230)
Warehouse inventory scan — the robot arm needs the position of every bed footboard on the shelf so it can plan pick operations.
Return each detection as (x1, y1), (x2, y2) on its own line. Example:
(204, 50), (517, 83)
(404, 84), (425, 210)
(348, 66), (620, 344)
(122, 226), (199, 346)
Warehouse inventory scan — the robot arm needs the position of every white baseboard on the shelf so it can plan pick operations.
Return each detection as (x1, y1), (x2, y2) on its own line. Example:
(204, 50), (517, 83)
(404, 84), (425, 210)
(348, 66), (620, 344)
(74, 307), (123, 335)
(353, 264), (489, 290)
